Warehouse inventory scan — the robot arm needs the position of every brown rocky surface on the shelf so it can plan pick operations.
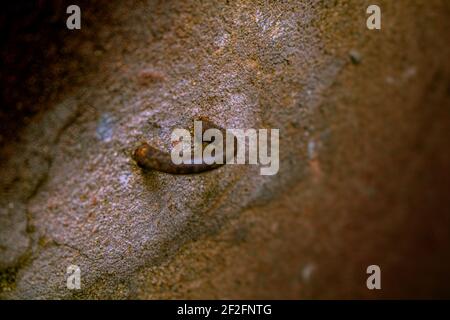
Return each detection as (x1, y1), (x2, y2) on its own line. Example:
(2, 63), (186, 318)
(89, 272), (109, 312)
(1, 0), (449, 299)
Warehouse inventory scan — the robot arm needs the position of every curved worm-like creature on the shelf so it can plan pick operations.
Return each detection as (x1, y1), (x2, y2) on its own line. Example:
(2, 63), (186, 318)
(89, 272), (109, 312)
(133, 119), (234, 174)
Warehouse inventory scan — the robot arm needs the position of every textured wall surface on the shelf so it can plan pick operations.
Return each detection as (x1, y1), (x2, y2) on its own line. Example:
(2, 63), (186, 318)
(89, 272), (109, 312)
(1, 0), (449, 299)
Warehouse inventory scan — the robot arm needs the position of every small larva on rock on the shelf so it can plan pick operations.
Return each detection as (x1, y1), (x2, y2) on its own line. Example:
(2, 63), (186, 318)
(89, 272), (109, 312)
(133, 118), (236, 174)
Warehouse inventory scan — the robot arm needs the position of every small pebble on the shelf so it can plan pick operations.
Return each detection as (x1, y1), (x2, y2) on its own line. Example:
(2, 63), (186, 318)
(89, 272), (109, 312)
(349, 49), (362, 65)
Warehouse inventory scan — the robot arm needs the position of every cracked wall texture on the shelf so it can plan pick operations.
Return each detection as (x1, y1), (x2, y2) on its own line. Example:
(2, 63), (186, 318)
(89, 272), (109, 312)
(1, 0), (450, 298)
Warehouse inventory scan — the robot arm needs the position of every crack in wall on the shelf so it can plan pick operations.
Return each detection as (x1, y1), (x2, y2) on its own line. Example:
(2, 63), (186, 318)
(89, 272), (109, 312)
(0, 98), (86, 297)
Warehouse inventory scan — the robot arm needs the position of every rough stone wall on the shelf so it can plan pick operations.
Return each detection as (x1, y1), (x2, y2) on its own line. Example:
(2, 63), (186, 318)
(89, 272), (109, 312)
(1, 0), (449, 298)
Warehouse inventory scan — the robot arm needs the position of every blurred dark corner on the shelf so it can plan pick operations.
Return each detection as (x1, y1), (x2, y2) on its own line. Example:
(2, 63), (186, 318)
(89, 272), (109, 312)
(0, 0), (103, 149)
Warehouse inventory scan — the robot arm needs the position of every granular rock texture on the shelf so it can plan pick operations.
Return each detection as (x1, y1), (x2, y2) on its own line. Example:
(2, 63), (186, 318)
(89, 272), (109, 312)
(1, 0), (449, 298)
